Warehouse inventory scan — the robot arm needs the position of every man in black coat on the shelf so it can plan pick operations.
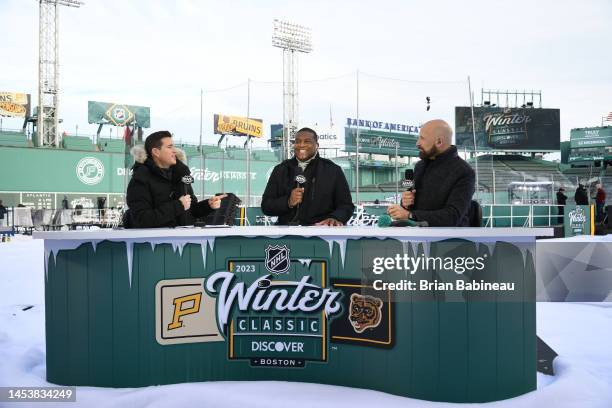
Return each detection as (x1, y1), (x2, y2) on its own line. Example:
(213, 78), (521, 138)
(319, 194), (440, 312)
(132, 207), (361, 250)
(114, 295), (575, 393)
(556, 187), (567, 224)
(387, 119), (475, 227)
(574, 184), (589, 206)
(0, 200), (7, 223)
(261, 127), (354, 226)
(125, 131), (225, 228)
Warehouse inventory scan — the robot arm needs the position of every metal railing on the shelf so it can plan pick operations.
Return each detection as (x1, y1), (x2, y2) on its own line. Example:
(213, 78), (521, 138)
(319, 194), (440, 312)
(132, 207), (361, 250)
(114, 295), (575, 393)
(481, 204), (562, 228)
(3, 207), (123, 233)
(0, 203), (589, 233)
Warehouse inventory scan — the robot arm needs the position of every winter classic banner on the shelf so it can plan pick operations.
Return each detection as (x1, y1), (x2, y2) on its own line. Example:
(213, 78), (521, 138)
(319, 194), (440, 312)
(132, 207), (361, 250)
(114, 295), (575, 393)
(43, 231), (537, 402)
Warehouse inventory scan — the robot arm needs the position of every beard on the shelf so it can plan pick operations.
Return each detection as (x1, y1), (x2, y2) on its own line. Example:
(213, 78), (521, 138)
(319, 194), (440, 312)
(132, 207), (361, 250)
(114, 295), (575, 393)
(418, 145), (437, 160)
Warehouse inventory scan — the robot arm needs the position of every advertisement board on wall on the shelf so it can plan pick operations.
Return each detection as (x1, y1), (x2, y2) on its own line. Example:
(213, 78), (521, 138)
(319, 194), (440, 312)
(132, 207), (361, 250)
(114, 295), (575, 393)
(570, 127), (612, 148)
(344, 128), (419, 156)
(455, 107), (560, 151)
(88, 101), (151, 127)
(214, 114), (263, 138)
(0, 92), (31, 118)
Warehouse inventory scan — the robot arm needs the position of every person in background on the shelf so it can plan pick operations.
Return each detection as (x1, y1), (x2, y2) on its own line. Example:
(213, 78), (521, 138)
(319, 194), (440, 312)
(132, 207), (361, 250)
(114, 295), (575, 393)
(574, 184), (588, 206)
(595, 183), (606, 223)
(556, 187), (567, 224)
(0, 200), (7, 225)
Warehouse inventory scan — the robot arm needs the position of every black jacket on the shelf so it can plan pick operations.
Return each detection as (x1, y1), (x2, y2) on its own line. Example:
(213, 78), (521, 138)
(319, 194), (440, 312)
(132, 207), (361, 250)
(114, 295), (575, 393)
(261, 155), (355, 225)
(411, 146), (476, 227)
(125, 158), (212, 228)
(574, 186), (589, 205)
(556, 191), (567, 206)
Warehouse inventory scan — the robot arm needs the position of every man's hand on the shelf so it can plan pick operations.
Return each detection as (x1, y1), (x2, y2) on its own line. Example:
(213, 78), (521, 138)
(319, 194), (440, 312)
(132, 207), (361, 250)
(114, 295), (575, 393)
(179, 194), (192, 211)
(315, 218), (343, 226)
(208, 194), (227, 210)
(387, 205), (410, 220)
(288, 187), (304, 208)
(401, 190), (416, 209)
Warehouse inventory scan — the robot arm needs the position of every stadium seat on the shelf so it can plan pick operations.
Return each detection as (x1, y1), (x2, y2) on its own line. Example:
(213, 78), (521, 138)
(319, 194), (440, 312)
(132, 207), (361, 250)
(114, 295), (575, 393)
(97, 138), (126, 153)
(62, 136), (95, 151)
(0, 131), (29, 147)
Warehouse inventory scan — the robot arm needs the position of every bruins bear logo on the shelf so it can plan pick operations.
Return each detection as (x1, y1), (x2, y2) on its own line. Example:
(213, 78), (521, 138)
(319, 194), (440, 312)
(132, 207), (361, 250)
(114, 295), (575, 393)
(349, 293), (383, 333)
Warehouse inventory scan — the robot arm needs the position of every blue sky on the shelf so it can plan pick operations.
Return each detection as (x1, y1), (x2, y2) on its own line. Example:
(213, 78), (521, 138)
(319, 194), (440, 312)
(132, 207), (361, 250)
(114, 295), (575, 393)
(1, 0), (611, 149)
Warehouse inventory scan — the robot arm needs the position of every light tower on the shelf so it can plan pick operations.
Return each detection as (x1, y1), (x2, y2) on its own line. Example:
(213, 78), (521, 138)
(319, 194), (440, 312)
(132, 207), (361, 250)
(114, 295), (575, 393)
(272, 19), (312, 160)
(37, 0), (83, 147)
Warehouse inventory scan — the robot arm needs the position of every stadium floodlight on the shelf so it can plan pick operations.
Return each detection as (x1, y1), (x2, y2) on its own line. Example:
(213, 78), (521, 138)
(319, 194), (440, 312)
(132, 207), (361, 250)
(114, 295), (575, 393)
(37, 0), (84, 148)
(272, 19), (313, 160)
(272, 19), (313, 53)
(55, 0), (84, 7)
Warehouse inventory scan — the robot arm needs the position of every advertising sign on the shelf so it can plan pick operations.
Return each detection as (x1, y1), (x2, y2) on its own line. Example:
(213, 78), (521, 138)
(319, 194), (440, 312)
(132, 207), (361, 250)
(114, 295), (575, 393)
(568, 147), (605, 163)
(214, 114), (263, 138)
(88, 101), (151, 127)
(45, 233), (539, 403)
(344, 128), (419, 156)
(346, 117), (420, 134)
(570, 127), (612, 148)
(455, 107), (560, 151)
(564, 205), (593, 237)
(0, 92), (30, 118)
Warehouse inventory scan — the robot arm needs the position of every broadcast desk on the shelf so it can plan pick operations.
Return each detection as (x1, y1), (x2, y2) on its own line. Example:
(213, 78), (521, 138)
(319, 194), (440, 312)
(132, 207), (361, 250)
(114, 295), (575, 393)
(34, 226), (551, 403)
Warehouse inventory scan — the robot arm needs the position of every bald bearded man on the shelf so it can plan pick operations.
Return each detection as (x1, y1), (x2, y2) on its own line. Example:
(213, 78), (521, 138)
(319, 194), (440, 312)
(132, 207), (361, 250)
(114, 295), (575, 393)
(387, 119), (475, 226)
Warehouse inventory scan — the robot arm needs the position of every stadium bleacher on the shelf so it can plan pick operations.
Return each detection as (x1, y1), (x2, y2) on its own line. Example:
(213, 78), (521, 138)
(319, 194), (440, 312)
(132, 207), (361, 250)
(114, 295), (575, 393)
(62, 135), (95, 151)
(0, 130), (29, 147)
(98, 138), (126, 153)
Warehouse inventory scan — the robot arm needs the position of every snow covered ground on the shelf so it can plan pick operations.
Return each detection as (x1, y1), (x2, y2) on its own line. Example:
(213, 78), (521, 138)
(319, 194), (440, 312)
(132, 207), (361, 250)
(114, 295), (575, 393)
(1, 236), (611, 408)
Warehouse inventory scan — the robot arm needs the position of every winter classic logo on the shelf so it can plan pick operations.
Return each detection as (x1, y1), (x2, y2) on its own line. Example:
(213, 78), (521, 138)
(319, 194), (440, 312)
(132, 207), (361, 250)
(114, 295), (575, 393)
(568, 206), (586, 224)
(76, 157), (105, 185)
(155, 260), (342, 367)
(265, 245), (291, 275)
(568, 206), (587, 235)
(218, 259), (340, 367)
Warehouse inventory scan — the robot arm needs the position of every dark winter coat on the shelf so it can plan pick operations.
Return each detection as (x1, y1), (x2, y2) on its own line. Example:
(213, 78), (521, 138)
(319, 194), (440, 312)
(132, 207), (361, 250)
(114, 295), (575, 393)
(556, 191), (567, 206)
(574, 186), (589, 205)
(261, 154), (355, 225)
(411, 146), (476, 227)
(596, 188), (606, 204)
(125, 147), (212, 228)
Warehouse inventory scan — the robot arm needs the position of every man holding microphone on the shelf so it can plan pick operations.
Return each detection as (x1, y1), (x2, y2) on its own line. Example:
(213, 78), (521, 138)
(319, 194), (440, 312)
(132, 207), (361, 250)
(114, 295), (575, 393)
(125, 130), (226, 228)
(262, 127), (354, 226)
(387, 120), (475, 227)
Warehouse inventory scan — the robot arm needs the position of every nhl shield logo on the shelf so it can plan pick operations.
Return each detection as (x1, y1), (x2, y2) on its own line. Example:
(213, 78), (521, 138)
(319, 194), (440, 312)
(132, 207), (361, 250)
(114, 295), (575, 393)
(265, 245), (291, 275)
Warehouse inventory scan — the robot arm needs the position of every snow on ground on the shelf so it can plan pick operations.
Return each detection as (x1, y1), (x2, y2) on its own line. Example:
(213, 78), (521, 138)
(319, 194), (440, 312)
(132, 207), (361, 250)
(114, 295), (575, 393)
(1, 236), (611, 408)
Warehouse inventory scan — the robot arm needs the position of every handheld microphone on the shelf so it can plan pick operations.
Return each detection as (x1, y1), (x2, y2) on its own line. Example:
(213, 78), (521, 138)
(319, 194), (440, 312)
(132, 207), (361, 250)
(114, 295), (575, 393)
(400, 169), (414, 210)
(401, 169), (414, 191)
(289, 169), (306, 225)
(295, 171), (306, 188)
(181, 175), (194, 195)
